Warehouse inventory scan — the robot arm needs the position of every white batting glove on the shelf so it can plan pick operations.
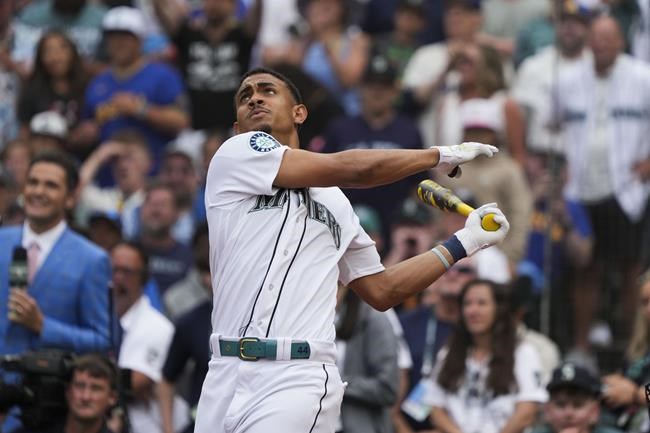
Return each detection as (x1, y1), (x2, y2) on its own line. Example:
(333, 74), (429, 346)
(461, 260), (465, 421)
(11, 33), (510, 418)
(454, 203), (510, 256)
(432, 142), (498, 178)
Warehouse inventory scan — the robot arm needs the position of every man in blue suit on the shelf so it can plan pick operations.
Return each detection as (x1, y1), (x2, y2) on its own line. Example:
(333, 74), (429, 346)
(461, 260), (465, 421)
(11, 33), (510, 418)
(0, 151), (111, 433)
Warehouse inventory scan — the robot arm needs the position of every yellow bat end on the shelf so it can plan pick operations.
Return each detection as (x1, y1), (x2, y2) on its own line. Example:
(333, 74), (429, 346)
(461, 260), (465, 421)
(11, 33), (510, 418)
(481, 213), (500, 231)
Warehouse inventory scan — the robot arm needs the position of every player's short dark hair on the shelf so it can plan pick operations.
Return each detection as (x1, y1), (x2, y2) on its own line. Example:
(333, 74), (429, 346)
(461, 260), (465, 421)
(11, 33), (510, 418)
(29, 150), (79, 193)
(72, 354), (118, 391)
(237, 67), (303, 105)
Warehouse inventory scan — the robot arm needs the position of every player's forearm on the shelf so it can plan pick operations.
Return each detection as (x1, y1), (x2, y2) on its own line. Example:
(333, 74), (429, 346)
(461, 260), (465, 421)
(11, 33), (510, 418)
(333, 148), (440, 188)
(351, 247), (452, 311)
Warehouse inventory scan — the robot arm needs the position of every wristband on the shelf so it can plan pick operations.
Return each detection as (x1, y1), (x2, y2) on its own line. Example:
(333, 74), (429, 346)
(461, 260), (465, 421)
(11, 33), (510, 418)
(442, 235), (467, 263)
(431, 247), (451, 270)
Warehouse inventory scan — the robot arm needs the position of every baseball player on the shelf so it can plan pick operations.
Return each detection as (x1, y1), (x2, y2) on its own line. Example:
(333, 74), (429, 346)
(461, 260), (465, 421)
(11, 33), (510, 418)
(194, 67), (510, 433)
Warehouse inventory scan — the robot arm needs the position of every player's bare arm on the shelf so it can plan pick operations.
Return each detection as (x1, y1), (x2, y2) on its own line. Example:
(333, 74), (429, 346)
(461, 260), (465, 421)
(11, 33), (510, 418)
(349, 203), (510, 311)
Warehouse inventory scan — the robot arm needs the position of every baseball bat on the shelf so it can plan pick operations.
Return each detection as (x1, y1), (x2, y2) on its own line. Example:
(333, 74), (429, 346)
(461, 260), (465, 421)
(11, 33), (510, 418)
(417, 180), (500, 231)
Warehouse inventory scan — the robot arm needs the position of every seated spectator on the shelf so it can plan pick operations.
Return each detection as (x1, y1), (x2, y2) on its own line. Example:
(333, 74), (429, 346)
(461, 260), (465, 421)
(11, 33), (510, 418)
(135, 182), (192, 295)
(0, 151), (111, 433)
(77, 130), (151, 234)
(11, 353), (120, 433)
(600, 269), (650, 432)
(335, 284), (399, 433)
(158, 146), (199, 245)
(16, 30), (91, 158)
(81, 6), (189, 185)
(110, 241), (188, 433)
(398, 257), (478, 432)
(530, 362), (623, 433)
(428, 279), (547, 433)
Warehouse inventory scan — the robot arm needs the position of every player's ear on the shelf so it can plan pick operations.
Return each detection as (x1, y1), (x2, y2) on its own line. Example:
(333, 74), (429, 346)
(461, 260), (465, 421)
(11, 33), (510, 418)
(292, 104), (308, 126)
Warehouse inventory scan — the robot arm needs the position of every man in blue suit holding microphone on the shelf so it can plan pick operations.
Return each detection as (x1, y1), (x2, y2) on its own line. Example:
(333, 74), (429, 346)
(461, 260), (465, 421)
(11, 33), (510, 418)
(0, 151), (111, 433)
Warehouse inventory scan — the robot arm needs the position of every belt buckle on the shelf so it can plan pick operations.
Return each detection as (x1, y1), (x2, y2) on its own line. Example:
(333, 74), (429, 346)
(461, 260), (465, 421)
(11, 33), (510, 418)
(239, 337), (260, 361)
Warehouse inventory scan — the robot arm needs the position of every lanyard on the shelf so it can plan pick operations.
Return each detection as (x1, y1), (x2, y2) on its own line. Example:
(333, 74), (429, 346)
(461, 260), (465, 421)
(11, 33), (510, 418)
(421, 313), (438, 377)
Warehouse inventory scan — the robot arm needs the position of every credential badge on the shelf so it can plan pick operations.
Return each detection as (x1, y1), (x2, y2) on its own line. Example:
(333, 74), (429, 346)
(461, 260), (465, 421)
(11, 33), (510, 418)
(250, 132), (280, 153)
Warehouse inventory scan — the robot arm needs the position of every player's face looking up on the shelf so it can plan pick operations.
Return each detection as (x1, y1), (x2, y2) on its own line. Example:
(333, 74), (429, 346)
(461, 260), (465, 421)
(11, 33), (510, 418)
(234, 73), (307, 144)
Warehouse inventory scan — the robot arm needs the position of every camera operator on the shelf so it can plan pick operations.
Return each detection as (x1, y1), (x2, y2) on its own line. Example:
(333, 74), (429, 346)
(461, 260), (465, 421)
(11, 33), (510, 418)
(10, 354), (118, 433)
(0, 151), (111, 433)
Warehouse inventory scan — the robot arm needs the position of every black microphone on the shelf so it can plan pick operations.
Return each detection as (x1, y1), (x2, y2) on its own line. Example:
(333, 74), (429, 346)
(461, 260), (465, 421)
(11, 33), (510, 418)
(8, 246), (28, 321)
(9, 246), (28, 290)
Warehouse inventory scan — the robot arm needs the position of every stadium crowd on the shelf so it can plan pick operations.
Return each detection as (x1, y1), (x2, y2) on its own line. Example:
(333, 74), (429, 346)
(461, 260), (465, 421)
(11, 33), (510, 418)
(0, 0), (649, 432)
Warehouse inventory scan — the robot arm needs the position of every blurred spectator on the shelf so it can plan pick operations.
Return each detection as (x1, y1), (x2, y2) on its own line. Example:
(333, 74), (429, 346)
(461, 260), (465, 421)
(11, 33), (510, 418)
(88, 210), (123, 252)
(513, 2), (593, 153)
(0, 0), (20, 149)
(383, 198), (435, 269)
(435, 43), (527, 166)
(530, 362), (622, 433)
(192, 129), (226, 223)
(371, 0), (428, 80)
(163, 224), (210, 320)
(16, 30), (90, 158)
(0, 139), (32, 198)
(159, 272), (212, 433)
(270, 62), (345, 147)
(136, 182), (192, 294)
(82, 6), (189, 185)
(318, 55), (426, 245)
(440, 97), (532, 266)
(631, 0), (649, 62)
(274, 0), (370, 115)
(510, 277), (561, 385)
(599, 269), (650, 432)
(427, 280), (548, 433)
(402, 0), (482, 147)
(256, 0), (301, 66)
(361, 0), (445, 45)
(159, 147), (199, 245)
(398, 258), (477, 432)
(28, 111), (68, 154)
(110, 241), (186, 433)
(12, 0), (107, 68)
(519, 151), (592, 350)
(77, 130), (151, 234)
(335, 284), (399, 433)
(552, 15), (650, 358)
(479, 0), (551, 57)
(12, 353), (120, 433)
(152, 0), (261, 132)
(0, 151), (111, 433)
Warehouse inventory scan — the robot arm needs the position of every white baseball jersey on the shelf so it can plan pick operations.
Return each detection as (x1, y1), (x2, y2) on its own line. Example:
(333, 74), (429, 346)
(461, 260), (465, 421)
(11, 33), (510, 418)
(204, 131), (385, 343)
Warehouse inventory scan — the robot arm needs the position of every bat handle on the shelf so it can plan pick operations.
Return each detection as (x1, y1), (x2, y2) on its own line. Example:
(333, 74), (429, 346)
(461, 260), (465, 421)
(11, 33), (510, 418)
(481, 213), (500, 231)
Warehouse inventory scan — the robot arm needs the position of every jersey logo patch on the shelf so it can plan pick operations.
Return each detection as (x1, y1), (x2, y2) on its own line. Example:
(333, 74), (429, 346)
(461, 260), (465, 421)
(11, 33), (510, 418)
(249, 132), (280, 152)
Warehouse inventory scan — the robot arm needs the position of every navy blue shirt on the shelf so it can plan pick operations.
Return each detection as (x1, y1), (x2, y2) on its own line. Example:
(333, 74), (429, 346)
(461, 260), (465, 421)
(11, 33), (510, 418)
(162, 300), (211, 408)
(399, 305), (454, 431)
(322, 114), (426, 239)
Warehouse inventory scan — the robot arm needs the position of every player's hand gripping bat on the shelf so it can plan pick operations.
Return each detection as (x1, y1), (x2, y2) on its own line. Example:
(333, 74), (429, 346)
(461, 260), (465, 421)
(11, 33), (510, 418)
(417, 180), (500, 231)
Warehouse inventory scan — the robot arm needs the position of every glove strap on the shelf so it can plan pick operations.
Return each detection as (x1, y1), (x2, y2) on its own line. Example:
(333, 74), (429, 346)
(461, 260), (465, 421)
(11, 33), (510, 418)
(442, 235), (467, 263)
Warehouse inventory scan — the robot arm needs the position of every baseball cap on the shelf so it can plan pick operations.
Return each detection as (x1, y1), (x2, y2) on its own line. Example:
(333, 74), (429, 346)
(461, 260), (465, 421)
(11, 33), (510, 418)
(558, 0), (597, 22)
(354, 205), (382, 233)
(89, 210), (123, 233)
(547, 362), (602, 396)
(460, 98), (504, 133)
(102, 6), (147, 38)
(30, 111), (68, 140)
(362, 55), (398, 86)
(398, 0), (427, 13)
(444, 0), (481, 12)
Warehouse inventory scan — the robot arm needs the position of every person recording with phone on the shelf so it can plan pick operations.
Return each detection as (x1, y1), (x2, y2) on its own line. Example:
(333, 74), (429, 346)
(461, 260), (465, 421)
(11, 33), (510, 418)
(0, 151), (111, 433)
